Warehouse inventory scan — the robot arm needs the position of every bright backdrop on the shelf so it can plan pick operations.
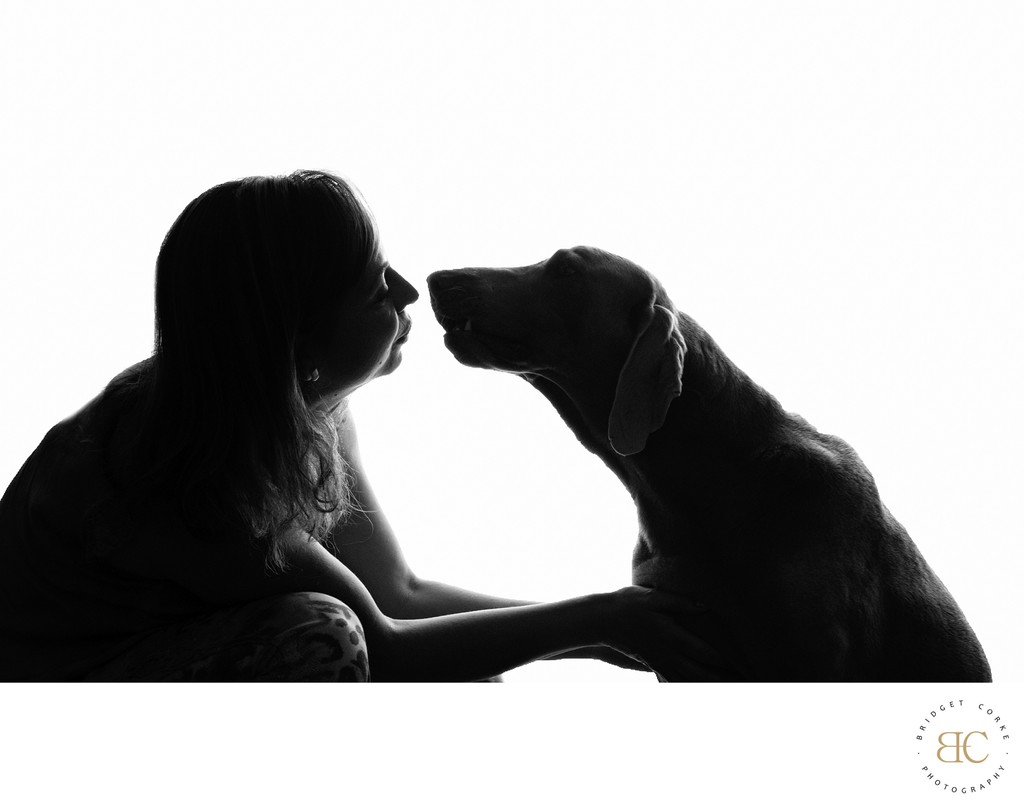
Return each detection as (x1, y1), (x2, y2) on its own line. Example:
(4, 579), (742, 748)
(1, 2), (1021, 689)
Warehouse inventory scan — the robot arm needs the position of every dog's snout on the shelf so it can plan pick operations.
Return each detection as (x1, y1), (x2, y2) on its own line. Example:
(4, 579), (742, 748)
(425, 268), (463, 289)
(427, 269), (478, 300)
(427, 267), (494, 289)
(426, 269), (485, 331)
(427, 269), (473, 302)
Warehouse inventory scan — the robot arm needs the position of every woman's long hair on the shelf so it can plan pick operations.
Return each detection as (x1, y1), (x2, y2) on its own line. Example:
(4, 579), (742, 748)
(124, 170), (379, 569)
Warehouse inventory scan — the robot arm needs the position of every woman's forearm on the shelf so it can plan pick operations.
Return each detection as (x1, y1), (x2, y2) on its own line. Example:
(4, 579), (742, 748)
(268, 537), (710, 681)
(390, 576), (533, 618)
(386, 578), (649, 672)
(264, 536), (637, 680)
(369, 594), (608, 682)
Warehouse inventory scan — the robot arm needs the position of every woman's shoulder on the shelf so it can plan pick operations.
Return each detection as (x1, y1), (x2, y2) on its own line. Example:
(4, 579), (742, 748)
(19, 360), (154, 526)
(98, 358), (154, 414)
(48, 358), (153, 439)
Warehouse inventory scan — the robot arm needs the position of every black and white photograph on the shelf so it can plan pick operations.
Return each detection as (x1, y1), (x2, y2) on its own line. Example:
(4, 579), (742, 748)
(1, 1), (1021, 804)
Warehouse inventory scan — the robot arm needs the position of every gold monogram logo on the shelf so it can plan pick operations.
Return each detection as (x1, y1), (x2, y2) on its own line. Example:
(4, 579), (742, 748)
(936, 731), (990, 764)
(915, 700), (1011, 795)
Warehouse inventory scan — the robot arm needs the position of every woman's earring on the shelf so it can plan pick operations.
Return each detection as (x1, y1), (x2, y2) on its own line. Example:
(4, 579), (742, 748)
(307, 368), (320, 383)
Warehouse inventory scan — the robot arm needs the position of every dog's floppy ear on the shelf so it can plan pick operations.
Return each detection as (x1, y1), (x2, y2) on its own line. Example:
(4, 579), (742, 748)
(608, 302), (686, 456)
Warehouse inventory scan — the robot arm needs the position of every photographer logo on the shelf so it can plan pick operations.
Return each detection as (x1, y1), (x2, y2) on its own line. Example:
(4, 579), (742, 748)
(916, 700), (1011, 795)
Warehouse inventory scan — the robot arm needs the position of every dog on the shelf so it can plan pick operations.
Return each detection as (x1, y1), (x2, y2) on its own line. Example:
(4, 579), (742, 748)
(426, 247), (991, 682)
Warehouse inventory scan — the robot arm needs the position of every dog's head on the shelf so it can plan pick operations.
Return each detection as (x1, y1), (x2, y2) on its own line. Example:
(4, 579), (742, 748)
(427, 247), (686, 456)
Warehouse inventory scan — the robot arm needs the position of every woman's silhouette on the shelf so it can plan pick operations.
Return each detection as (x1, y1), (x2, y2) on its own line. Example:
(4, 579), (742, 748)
(0, 170), (719, 681)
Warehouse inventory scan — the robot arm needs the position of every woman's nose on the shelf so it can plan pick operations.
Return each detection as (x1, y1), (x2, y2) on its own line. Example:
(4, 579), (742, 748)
(386, 267), (420, 310)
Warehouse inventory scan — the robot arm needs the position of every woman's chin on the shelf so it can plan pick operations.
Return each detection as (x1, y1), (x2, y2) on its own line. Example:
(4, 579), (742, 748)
(379, 343), (405, 375)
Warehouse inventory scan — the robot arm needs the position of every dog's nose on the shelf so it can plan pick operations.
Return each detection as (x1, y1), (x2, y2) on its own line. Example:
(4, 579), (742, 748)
(427, 268), (481, 286)
(425, 269), (460, 290)
(426, 268), (487, 303)
(426, 269), (477, 319)
(426, 269), (456, 303)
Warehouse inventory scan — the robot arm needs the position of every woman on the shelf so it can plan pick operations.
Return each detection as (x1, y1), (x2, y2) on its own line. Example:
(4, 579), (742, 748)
(0, 170), (721, 681)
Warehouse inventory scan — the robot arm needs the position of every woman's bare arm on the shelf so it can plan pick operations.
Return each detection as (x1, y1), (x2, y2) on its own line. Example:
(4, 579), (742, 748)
(329, 401), (537, 618)
(327, 403), (713, 675)
(102, 513), (659, 680)
(139, 522), (716, 680)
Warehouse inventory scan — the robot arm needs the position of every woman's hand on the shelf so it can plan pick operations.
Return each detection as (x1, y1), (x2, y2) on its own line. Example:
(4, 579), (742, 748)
(599, 585), (739, 681)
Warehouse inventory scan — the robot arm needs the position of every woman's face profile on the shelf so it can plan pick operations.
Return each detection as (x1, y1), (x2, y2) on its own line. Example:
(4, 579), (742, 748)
(309, 259), (420, 408)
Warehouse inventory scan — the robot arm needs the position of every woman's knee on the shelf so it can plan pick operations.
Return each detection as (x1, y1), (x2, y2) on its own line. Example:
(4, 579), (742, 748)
(257, 591), (370, 682)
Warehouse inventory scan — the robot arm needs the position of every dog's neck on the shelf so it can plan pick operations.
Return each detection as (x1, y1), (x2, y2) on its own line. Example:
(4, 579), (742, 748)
(526, 310), (787, 555)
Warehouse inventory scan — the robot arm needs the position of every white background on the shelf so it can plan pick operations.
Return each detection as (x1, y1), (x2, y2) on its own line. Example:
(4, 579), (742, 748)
(1, 1), (1021, 804)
